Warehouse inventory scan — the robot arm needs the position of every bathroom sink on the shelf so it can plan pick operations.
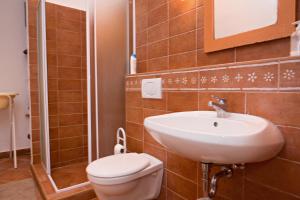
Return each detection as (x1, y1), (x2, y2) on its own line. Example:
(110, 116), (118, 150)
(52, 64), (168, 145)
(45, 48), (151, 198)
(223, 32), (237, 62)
(144, 111), (284, 164)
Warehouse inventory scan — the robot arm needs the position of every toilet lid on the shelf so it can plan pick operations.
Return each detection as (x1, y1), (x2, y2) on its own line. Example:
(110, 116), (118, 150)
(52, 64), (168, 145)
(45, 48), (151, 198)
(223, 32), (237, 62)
(86, 153), (151, 178)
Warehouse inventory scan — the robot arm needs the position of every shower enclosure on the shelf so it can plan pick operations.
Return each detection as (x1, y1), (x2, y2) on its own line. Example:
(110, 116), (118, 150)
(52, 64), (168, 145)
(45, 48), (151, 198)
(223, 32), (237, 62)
(36, 0), (129, 192)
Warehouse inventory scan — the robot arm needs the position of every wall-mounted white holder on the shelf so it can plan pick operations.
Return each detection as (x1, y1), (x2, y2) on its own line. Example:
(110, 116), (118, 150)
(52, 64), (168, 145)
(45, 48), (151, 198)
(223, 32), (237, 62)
(142, 78), (162, 99)
(114, 127), (127, 154)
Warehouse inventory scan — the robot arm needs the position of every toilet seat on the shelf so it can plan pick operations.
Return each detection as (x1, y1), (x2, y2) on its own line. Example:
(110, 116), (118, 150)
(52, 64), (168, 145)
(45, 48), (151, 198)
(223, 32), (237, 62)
(87, 153), (163, 186)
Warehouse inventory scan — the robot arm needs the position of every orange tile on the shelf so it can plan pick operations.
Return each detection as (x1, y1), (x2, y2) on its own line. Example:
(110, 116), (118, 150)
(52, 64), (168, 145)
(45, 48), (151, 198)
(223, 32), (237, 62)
(169, 0), (196, 18)
(47, 54), (57, 66)
(148, 57), (169, 72)
(170, 31), (196, 55)
(236, 38), (290, 62)
(126, 91), (143, 108)
(136, 0), (148, 17)
(167, 91), (198, 112)
(59, 125), (83, 138)
(167, 151), (198, 182)
(57, 30), (81, 45)
(57, 17), (81, 32)
(197, 49), (235, 67)
(126, 122), (143, 140)
(280, 61), (300, 88)
(58, 103), (83, 114)
(196, 7), (204, 28)
(126, 107), (143, 124)
(148, 39), (168, 59)
(148, 4), (168, 27)
(58, 67), (82, 80)
(57, 55), (81, 67)
(246, 158), (300, 197)
(137, 30), (148, 47)
(60, 137), (83, 150)
(167, 189), (185, 200)
(278, 126), (300, 162)
(148, 0), (167, 11)
(167, 171), (197, 200)
(169, 10), (196, 36)
(136, 14), (148, 33)
(169, 51), (197, 70)
(58, 91), (82, 102)
(137, 61), (148, 73)
(60, 147), (84, 162)
(136, 45), (148, 61)
(58, 80), (81, 90)
(143, 92), (167, 110)
(148, 21), (169, 43)
(57, 42), (81, 56)
(144, 143), (167, 165)
(246, 92), (300, 127)
(59, 114), (83, 126)
(197, 28), (204, 49)
(127, 136), (143, 153)
(244, 179), (300, 200)
(56, 5), (81, 22)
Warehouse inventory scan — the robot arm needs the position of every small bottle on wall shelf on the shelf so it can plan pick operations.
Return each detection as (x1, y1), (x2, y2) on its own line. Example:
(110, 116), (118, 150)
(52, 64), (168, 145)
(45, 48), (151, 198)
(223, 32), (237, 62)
(130, 53), (137, 74)
(290, 21), (300, 56)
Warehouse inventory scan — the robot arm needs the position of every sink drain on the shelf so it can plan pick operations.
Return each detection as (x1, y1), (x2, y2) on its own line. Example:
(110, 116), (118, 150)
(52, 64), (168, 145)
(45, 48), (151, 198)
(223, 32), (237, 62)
(213, 122), (218, 127)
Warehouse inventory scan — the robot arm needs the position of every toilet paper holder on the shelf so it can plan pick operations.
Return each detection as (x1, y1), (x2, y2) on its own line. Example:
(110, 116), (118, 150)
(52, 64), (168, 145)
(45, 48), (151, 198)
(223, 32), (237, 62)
(115, 127), (127, 154)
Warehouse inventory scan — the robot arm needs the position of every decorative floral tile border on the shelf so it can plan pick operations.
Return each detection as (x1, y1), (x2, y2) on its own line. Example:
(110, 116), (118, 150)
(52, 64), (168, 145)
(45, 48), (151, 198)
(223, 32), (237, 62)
(126, 59), (300, 91)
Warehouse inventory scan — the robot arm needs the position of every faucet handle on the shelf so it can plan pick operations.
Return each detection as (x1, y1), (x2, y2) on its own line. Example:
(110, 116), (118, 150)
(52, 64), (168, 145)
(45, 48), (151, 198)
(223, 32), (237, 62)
(211, 95), (227, 104)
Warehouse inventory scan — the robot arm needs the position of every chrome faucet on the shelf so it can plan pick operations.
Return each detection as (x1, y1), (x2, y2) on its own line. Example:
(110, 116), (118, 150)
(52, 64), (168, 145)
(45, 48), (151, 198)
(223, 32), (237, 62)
(208, 95), (228, 118)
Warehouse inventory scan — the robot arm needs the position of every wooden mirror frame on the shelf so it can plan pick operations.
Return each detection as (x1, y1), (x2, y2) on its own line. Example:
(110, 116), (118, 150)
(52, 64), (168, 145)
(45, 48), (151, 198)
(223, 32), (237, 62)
(204, 0), (296, 53)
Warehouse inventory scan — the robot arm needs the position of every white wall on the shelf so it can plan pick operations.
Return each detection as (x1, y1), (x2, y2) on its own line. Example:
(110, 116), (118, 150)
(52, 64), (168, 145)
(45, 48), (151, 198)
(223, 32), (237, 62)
(46, 0), (86, 11)
(0, 0), (30, 152)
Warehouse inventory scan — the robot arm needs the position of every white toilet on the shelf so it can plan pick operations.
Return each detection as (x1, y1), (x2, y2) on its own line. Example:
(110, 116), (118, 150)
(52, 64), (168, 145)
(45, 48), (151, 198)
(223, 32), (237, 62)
(86, 153), (163, 200)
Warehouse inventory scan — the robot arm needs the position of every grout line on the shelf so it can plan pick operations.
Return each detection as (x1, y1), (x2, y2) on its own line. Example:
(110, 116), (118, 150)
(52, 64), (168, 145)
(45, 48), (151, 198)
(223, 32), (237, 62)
(166, 169), (198, 185)
(245, 177), (300, 199)
(278, 62), (281, 89)
(277, 125), (300, 130)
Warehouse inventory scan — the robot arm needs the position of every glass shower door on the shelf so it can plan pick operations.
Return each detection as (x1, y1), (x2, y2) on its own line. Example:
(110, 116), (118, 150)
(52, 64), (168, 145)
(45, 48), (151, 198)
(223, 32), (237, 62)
(37, 0), (51, 174)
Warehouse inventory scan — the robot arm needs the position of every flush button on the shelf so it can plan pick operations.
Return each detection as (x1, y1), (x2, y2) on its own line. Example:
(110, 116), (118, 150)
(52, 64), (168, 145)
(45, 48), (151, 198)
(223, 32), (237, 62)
(142, 78), (162, 99)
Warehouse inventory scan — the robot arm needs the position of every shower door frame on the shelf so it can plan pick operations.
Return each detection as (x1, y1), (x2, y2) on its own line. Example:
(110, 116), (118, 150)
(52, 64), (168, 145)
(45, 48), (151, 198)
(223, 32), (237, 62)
(37, 0), (51, 175)
(37, 0), (95, 192)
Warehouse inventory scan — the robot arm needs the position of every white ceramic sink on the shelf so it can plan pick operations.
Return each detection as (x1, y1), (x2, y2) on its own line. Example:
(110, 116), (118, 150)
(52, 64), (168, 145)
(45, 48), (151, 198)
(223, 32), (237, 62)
(144, 111), (284, 164)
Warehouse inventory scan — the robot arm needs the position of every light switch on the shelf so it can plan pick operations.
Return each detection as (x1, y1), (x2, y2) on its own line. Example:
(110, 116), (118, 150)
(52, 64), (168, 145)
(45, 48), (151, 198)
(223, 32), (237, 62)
(141, 78), (162, 99)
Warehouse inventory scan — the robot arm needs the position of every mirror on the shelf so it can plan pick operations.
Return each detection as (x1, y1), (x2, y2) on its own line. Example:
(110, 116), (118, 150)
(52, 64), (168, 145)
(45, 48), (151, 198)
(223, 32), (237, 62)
(204, 0), (296, 52)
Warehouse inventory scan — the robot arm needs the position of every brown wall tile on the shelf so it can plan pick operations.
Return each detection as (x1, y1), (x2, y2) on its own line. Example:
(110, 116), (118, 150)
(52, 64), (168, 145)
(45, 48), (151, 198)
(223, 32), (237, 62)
(167, 152), (198, 182)
(244, 180), (300, 200)
(170, 31), (196, 55)
(167, 91), (198, 112)
(167, 171), (197, 200)
(169, 51), (197, 69)
(148, 39), (168, 59)
(148, 22), (169, 43)
(246, 158), (300, 196)
(169, 0), (196, 18)
(247, 92), (300, 127)
(169, 10), (196, 36)
(148, 4), (168, 27)
(236, 38), (290, 62)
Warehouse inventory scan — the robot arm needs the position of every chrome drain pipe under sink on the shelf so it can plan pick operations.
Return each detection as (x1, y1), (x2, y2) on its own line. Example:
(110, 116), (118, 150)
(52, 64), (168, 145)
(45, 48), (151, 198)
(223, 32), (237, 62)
(200, 163), (245, 199)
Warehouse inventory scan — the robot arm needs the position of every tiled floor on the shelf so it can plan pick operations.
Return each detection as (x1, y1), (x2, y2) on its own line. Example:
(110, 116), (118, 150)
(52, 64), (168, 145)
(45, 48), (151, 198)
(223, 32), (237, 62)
(0, 155), (31, 185)
(0, 154), (42, 200)
(51, 161), (88, 189)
